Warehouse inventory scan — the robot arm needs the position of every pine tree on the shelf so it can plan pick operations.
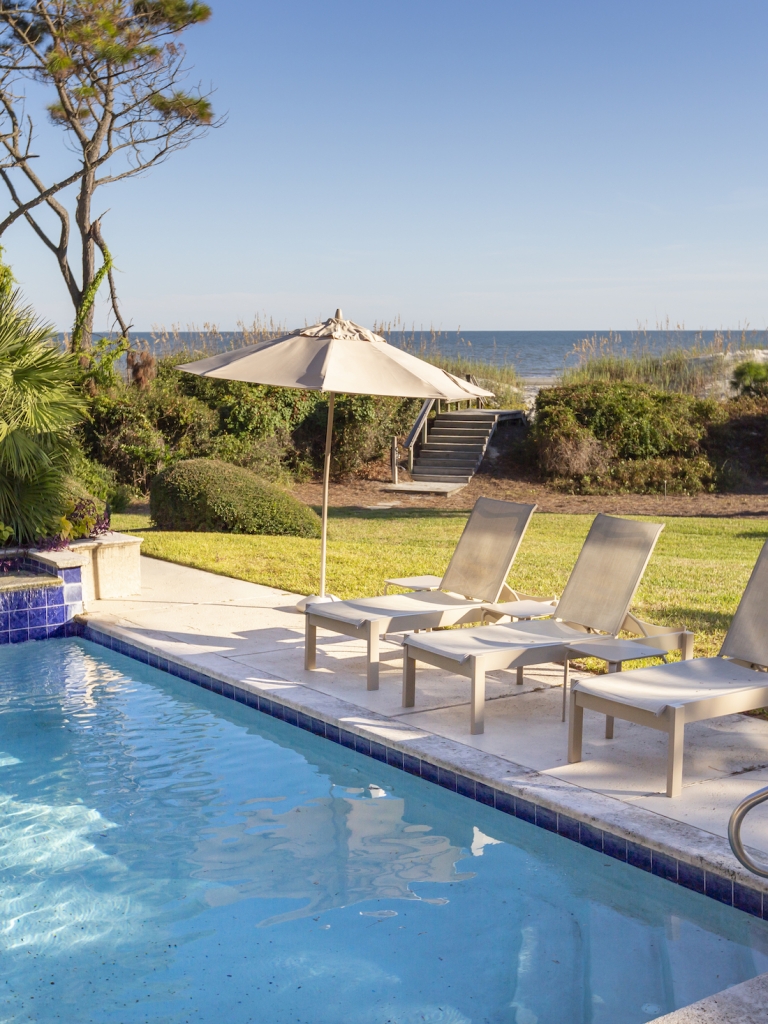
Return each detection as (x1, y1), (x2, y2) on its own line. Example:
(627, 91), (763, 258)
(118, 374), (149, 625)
(0, 1), (217, 349)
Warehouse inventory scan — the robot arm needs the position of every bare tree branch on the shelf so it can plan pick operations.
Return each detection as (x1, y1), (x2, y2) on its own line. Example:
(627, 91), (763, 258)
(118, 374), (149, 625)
(0, 1), (219, 348)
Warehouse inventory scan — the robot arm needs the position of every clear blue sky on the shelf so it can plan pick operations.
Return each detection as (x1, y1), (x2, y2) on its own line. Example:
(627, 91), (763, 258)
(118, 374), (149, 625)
(5, 0), (768, 331)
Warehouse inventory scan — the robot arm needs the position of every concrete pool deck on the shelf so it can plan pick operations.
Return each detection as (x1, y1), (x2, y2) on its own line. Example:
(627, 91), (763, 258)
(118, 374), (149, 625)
(80, 556), (768, 916)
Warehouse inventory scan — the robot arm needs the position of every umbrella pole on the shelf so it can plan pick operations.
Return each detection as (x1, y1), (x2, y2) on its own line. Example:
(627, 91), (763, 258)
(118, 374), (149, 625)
(319, 392), (335, 597)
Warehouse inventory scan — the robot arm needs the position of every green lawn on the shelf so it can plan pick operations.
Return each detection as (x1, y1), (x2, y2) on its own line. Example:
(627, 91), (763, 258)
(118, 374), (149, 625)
(112, 509), (768, 659)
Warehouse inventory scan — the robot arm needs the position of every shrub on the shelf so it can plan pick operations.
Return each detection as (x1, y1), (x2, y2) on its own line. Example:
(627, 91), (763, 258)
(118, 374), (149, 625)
(205, 431), (292, 483)
(36, 477), (111, 549)
(291, 394), (421, 478)
(69, 445), (134, 511)
(535, 382), (721, 493)
(703, 394), (768, 487)
(81, 348), (420, 489)
(731, 360), (768, 397)
(150, 459), (321, 537)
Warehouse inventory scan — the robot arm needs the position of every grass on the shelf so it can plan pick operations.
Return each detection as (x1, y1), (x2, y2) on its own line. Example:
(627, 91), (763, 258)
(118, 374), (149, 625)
(561, 328), (768, 395)
(111, 508), (768, 661)
(422, 354), (522, 409)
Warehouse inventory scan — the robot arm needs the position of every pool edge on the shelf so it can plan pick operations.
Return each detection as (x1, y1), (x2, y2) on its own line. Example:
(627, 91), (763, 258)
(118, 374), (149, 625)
(68, 617), (767, 923)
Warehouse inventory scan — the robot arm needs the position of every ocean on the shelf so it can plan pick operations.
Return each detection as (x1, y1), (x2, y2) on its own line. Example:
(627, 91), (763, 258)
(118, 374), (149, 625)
(84, 328), (768, 381)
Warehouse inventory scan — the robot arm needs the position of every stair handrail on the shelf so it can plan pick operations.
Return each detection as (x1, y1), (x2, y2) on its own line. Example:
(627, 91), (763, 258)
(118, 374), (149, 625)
(404, 399), (434, 452)
(728, 784), (768, 878)
(466, 373), (485, 409)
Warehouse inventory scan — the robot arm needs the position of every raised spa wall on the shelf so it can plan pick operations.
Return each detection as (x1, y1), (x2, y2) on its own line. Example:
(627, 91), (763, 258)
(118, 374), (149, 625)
(0, 532), (142, 644)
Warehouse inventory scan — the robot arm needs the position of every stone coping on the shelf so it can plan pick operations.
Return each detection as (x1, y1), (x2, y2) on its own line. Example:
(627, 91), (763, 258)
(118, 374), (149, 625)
(79, 532), (143, 548)
(70, 615), (768, 923)
(650, 970), (768, 1022)
(2, 532), (143, 572)
(0, 571), (61, 592)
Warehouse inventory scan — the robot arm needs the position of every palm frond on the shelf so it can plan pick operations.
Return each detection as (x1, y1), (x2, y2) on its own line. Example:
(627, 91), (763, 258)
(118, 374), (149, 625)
(0, 288), (86, 543)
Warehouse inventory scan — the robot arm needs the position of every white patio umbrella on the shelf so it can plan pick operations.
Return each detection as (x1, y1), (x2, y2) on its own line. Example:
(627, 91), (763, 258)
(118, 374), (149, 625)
(178, 310), (492, 602)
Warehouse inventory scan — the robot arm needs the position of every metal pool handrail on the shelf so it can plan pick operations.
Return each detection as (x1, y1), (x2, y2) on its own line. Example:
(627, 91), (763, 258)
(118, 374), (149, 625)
(728, 785), (768, 878)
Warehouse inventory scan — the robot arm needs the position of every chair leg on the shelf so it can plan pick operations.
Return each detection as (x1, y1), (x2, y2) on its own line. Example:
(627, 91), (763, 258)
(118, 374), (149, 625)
(681, 631), (694, 661)
(605, 661), (618, 738)
(666, 705), (684, 798)
(516, 666), (524, 686)
(470, 657), (485, 735)
(305, 618), (317, 671)
(366, 620), (379, 691)
(562, 659), (569, 722)
(568, 692), (583, 763)
(402, 651), (416, 707)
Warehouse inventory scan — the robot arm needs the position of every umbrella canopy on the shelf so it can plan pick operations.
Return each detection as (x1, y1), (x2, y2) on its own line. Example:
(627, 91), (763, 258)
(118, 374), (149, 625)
(179, 310), (490, 400)
(178, 310), (493, 602)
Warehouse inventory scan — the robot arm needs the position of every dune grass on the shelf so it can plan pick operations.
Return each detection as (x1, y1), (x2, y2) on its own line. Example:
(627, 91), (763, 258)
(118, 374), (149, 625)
(112, 508), (768, 660)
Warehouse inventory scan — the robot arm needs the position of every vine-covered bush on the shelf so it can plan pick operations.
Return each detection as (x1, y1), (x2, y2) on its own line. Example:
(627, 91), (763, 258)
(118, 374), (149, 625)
(535, 382), (722, 494)
(149, 459), (321, 537)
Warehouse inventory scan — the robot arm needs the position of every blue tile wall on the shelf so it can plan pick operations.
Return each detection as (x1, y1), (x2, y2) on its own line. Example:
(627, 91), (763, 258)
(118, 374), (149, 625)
(17, 620), (768, 925)
(0, 560), (82, 644)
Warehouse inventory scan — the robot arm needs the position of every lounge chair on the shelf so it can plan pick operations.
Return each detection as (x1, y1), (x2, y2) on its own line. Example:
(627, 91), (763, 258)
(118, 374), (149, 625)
(401, 514), (693, 734)
(568, 540), (768, 797)
(304, 498), (546, 690)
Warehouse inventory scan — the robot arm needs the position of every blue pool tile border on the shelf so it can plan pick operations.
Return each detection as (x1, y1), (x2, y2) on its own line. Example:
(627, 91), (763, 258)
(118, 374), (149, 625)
(65, 621), (767, 923)
(0, 552), (85, 645)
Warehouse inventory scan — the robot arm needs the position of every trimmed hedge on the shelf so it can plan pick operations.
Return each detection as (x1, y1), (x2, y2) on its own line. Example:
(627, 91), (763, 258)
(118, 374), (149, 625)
(150, 459), (321, 538)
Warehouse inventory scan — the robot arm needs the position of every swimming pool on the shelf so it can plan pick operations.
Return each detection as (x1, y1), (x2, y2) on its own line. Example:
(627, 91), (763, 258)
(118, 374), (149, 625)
(1, 638), (767, 1024)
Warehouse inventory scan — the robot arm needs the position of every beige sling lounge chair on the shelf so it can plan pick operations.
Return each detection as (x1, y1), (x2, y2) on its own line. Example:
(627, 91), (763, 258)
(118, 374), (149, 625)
(568, 539), (768, 798)
(304, 498), (543, 690)
(401, 514), (693, 734)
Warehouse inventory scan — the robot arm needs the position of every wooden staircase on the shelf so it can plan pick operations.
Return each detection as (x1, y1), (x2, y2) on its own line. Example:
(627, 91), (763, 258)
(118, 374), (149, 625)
(410, 409), (525, 486)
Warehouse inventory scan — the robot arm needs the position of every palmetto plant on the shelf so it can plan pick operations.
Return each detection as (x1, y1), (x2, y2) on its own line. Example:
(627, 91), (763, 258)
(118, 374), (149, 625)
(0, 289), (85, 542)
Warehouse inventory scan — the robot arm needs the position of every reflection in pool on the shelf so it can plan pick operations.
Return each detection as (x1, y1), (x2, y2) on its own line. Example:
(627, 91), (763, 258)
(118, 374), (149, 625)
(0, 638), (766, 1024)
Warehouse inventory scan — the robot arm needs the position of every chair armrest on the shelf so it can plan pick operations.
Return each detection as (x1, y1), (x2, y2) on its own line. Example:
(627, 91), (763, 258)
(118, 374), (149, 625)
(482, 598), (558, 622)
(383, 574), (443, 594)
(621, 612), (695, 659)
(497, 582), (557, 604)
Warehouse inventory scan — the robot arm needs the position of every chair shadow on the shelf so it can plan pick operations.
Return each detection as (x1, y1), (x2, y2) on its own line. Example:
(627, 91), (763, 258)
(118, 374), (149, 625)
(111, 623), (403, 664)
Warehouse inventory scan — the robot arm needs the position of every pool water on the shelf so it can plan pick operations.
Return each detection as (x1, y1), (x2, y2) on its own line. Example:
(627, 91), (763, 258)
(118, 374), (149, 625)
(1, 639), (766, 1024)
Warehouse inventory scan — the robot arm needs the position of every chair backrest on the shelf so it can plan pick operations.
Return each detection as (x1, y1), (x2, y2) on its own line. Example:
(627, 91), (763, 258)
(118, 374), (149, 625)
(720, 539), (768, 667)
(555, 514), (664, 634)
(439, 498), (536, 602)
